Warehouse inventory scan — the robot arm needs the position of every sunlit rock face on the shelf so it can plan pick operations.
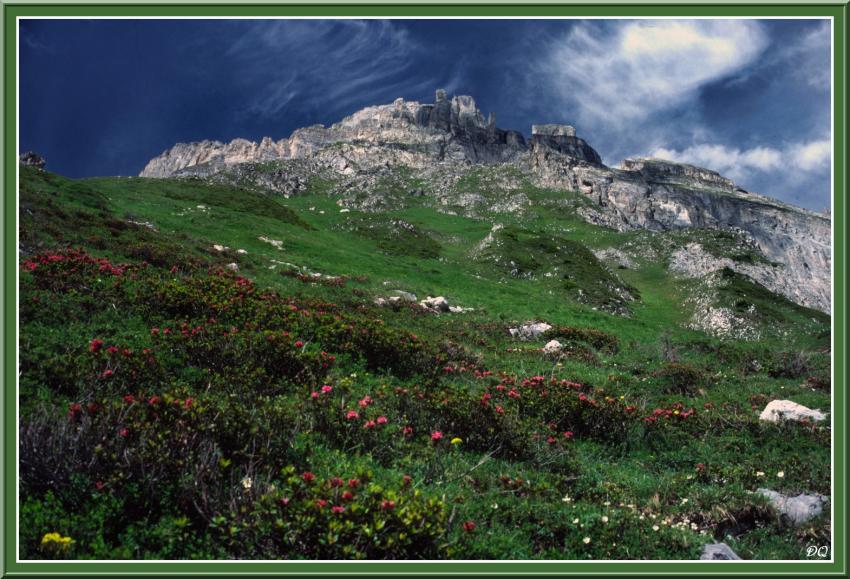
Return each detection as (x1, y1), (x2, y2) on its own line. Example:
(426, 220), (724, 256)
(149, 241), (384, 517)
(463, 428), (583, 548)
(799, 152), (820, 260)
(141, 89), (831, 314)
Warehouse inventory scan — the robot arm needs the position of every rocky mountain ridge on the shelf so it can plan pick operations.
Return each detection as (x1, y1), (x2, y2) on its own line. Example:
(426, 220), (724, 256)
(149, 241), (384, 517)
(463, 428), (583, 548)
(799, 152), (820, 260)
(140, 89), (831, 315)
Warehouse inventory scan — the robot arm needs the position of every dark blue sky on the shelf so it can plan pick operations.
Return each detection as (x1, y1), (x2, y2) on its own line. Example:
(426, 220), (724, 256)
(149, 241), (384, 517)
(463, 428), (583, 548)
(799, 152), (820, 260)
(20, 18), (832, 210)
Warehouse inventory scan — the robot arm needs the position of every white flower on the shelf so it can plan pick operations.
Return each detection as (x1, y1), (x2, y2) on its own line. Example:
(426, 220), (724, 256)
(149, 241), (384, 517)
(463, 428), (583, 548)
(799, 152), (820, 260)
(573, 518), (580, 524)
(652, 525), (660, 531)
(562, 495), (572, 503)
(583, 537), (591, 544)
(777, 471), (785, 478)
(601, 516), (609, 523)
(241, 476), (253, 490)
(756, 471), (765, 477)
(603, 501), (611, 507)
(492, 503), (499, 509)
(681, 498), (689, 504)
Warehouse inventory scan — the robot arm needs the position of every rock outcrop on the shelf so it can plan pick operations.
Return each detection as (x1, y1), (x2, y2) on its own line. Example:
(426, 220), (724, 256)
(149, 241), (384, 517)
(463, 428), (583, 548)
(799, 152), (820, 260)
(140, 89), (831, 314)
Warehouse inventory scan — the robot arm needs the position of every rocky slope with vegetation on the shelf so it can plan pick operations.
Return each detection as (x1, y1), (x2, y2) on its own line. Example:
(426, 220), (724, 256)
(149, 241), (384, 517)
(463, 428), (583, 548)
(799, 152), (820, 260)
(18, 91), (831, 561)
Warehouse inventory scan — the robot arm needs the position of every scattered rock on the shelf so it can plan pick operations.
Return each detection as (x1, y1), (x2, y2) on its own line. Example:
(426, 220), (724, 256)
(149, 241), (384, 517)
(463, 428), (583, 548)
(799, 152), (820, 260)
(258, 236), (284, 250)
(19, 151), (46, 169)
(213, 244), (228, 252)
(236, 249), (248, 254)
(593, 247), (635, 269)
(449, 305), (473, 313)
(391, 290), (417, 302)
(542, 340), (563, 355)
(508, 322), (552, 340)
(225, 263), (239, 272)
(759, 400), (827, 423)
(757, 488), (828, 525)
(420, 296), (450, 313)
(127, 220), (157, 231)
(700, 543), (742, 560)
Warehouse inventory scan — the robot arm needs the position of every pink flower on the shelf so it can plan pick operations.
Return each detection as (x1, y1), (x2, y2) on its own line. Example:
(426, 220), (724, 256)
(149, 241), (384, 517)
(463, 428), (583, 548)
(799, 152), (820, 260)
(562, 431), (574, 439)
(364, 420), (376, 430)
(311, 391), (319, 400)
(376, 416), (388, 425)
(106, 346), (119, 355)
(431, 431), (443, 441)
(321, 385), (333, 394)
(279, 497), (290, 506)
(183, 398), (193, 409)
(332, 505), (345, 514)
(546, 436), (557, 445)
(101, 369), (114, 379)
(315, 499), (327, 508)
(402, 425), (413, 436)
(346, 410), (359, 420)
(358, 396), (372, 408)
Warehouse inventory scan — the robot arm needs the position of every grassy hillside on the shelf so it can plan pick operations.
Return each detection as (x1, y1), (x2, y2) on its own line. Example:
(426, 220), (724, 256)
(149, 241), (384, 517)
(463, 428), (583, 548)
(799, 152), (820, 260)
(19, 165), (831, 560)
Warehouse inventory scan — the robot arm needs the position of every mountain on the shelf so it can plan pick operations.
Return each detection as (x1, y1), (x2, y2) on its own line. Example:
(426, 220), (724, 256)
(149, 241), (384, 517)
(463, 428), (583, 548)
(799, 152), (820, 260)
(141, 89), (831, 315)
(19, 90), (832, 561)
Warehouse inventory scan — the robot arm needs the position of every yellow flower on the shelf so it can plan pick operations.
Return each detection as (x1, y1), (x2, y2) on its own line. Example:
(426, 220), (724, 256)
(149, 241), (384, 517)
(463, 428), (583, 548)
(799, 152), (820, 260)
(41, 532), (73, 547)
(450, 437), (463, 445)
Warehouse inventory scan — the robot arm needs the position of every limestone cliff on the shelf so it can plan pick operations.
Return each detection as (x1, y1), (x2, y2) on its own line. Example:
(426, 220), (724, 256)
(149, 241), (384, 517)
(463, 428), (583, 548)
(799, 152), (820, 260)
(140, 89), (831, 314)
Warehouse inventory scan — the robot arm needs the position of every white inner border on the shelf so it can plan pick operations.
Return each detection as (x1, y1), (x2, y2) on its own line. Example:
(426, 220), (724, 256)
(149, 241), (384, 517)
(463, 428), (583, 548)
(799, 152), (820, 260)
(13, 14), (838, 568)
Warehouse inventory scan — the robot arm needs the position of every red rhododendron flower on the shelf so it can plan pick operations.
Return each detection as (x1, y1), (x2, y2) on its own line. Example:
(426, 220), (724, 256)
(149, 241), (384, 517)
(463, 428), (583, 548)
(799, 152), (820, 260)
(376, 416), (388, 425)
(346, 410), (359, 420)
(495, 405), (505, 415)
(364, 420), (376, 430)
(101, 369), (114, 378)
(563, 431), (574, 439)
(119, 428), (129, 438)
(95, 481), (105, 491)
(332, 505), (345, 514)
(321, 384), (333, 394)
(315, 499), (327, 508)
(381, 500), (396, 510)
(148, 395), (160, 405)
(329, 477), (343, 488)
(302, 471), (315, 482)
(86, 402), (98, 415)
(151, 328), (160, 336)
(89, 339), (104, 353)
(358, 396), (372, 408)
(311, 391), (319, 400)
(106, 346), (119, 355)
(68, 403), (82, 419)
(402, 425), (413, 436)
(123, 394), (135, 404)
(279, 497), (290, 506)
(347, 478), (359, 488)
(547, 436), (557, 445)
(342, 491), (354, 500)
(295, 340), (304, 348)
(183, 398), (194, 409)
(431, 431), (443, 441)
(463, 521), (476, 532)
(402, 475), (413, 486)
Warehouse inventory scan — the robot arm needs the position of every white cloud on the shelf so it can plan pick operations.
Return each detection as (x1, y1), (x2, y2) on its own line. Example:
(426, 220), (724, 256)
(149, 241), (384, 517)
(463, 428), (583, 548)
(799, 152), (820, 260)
(538, 20), (768, 129)
(649, 137), (830, 186)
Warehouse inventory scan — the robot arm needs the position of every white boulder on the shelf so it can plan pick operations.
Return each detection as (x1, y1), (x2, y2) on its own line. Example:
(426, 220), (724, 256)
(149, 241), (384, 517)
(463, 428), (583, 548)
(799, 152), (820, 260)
(759, 400), (827, 423)
(542, 340), (563, 355)
(757, 488), (828, 526)
(509, 322), (552, 340)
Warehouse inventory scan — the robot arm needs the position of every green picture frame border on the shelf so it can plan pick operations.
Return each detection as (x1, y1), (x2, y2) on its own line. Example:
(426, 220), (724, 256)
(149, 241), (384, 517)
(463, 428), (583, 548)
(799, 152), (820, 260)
(2, 2), (846, 576)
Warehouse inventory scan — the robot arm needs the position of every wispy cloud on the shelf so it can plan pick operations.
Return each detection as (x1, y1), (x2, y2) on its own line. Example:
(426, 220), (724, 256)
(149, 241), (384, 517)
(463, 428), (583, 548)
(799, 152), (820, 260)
(222, 20), (450, 120)
(650, 136), (830, 192)
(535, 20), (768, 130)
